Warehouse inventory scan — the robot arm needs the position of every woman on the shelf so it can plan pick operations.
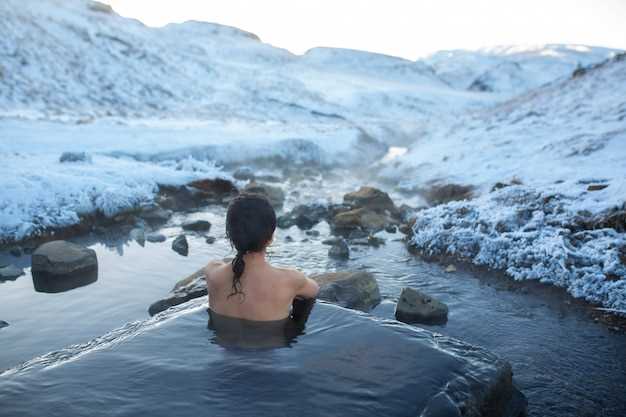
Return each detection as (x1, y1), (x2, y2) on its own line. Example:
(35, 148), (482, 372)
(204, 193), (319, 323)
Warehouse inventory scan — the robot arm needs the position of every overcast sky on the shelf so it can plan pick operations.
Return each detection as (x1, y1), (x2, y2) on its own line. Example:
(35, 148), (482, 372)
(106, 0), (626, 59)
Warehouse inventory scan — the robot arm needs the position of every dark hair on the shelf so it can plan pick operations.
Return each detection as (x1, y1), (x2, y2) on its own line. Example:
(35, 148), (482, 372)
(225, 193), (276, 298)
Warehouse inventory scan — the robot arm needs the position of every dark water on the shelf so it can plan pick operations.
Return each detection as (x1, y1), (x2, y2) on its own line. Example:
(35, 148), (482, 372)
(0, 300), (510, 417)
(1, 177), (626, 417)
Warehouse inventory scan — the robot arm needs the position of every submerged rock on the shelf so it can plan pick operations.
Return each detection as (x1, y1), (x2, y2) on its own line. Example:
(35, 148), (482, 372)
(243, 182), (285, 208)
(129, 227), (145, 246)
(315, 271), (382, 312)
(328, 238), (350, 259)
(182, 220), (212, 232)
(171, 235), (189, 256)
(0, 264), (24, 281)
(146, 232), (167, 243)
(31, 240), (97, 276)
(395, 287), (449, 325)
(277, 203), (329, 229)
(59, 151), (91, 163)
(233, 166), (255, 181)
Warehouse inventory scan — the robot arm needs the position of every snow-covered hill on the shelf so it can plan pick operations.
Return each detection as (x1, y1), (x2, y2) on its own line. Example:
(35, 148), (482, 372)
(427, 44), (618, 94)
(384, 53), (626, 311)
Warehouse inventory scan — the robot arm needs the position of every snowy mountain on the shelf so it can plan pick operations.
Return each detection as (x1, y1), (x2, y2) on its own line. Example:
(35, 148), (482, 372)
(426, 44), (618, 94)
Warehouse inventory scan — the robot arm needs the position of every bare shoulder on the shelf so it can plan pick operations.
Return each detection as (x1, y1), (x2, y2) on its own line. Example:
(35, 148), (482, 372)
(204, 260), (228, 283)
(274, 266), (307, 285)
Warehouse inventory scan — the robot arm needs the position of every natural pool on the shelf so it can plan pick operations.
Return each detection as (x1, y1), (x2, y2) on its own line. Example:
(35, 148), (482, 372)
(1, 175), (625, 417)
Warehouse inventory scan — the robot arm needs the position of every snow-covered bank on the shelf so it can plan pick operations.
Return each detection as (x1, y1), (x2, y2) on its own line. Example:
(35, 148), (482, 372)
(409, 185), (626, 311)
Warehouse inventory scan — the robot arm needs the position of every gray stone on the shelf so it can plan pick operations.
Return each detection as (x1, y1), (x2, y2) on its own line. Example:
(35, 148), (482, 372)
(129, 228), (145, 246)
(148, 269), (206, 316)
(0, 320), (8, 329)
(277, 204), (329, 230)
(146, 232), (167, 243)
(0, 264), (24, 281)
(343, 186), (396, 213)
(182, 220), (211, 232)
(31, 240), (98, 276)
(171, 235), (188, 256)
(395, 287), (449, 324)
(205, 236), (216, 244)
(139, 206), (172, 224)
(233, 166), (255, 181)
(315, 271), (382, 312)
(59, 151), (91, 163)
(328, 238), (349, 259)
(243, 182), (285, 208)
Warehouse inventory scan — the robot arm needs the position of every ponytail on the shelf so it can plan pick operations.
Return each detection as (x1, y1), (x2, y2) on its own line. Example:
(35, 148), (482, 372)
(229, 250), (246, 299)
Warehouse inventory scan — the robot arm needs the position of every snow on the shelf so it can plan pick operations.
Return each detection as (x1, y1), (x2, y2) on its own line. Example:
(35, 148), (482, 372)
(1, 0), (624, 308)
(390, 54), (626, 311)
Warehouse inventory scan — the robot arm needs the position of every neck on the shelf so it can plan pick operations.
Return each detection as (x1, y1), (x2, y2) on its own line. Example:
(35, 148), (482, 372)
(242, 250), (267, 265)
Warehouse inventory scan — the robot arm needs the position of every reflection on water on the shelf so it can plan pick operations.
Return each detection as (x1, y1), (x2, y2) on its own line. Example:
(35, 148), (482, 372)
(32, 268), (98, 293)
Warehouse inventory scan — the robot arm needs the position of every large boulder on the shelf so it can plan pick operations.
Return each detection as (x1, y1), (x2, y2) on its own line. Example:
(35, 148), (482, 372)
(331, 207), (397, 234)
(31, 240), (97, 276)
(395, 287), (449, 325)
(344, 186), (396, 213)
(243, 182), (285, 208)
(314, 271), (381, 312)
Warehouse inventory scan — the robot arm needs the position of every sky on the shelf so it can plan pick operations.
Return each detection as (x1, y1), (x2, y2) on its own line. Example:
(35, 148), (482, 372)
(106, 0), (626, 59)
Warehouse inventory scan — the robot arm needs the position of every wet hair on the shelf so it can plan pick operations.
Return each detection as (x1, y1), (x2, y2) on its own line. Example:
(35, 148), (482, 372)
(225, 193), (276, 298)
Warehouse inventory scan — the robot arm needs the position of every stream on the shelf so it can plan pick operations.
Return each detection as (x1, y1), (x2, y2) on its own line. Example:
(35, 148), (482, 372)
(1, 170), (625, 417)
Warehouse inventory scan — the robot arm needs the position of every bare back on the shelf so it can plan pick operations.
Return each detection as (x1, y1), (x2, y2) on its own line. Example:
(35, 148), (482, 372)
(205, 257), (319, 322)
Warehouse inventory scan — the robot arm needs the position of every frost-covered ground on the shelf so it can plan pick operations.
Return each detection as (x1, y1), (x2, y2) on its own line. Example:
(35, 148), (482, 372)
(385, 54), (626, 311)
(1, 0), (624, 308)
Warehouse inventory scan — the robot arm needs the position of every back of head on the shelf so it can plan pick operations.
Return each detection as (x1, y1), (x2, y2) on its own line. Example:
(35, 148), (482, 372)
(225, 193), (277, 297)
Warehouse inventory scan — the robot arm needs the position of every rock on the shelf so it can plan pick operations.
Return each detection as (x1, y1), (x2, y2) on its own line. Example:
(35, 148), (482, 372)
(205, 236), (216, 244)
(188, 178), (238, 196)
(31, 240), (98, 276)
(314, 271), (382, 312)
(158, 179), (237, 211)
(148, 269), (206, 316)
(243, 182), (285, 208)
(284, 235), (294, 243)
(138, 205), (172, 224)
(322, 237), (340, 245)
(587, 184), (609, 191)
(146, 232), (167, 243)
(328, 238), (349, 259)
(445, 264), (457, 273)
(88, 1), (114, 13)
(171, 235), (188, 256)
(0, 320), (8, 329)
(0, 264), (24, 281)
(423, 183), (473, 205)
(395, 287), (448, 325)
(343, 186), (396, 213)
(233, 166), (255, 181)
(129, 228), (145, 246)
(305, 230), (320, 237)
(331, 208), (394, 234)
(277, 204), (329, 229)
(59, 151), (91, 163)
(385, 225), (397, 233)
(181, 220), (212, 232)
(9, 247), (22, 257)
(351, 235), (385, 247)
